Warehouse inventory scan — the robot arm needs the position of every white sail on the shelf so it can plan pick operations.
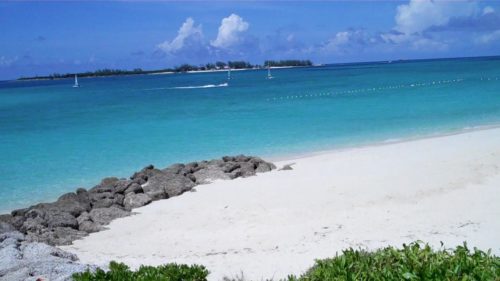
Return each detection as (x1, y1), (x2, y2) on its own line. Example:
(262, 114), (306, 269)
(267, 63), (273, 79)
(73, 74), (80, 88)
(228, 68), (231, 80)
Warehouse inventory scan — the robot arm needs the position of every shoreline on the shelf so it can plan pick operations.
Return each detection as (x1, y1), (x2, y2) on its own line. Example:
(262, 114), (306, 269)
(266, 121), (500, 163)
(14, 65), (315, 81)
(62, 127), (500, 280)
(2, 122), (500, 215)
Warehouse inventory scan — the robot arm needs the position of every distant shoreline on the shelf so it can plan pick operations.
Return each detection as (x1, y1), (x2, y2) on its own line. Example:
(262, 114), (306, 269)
(18, 65), (316, 81)
(17, 60), (315, 81)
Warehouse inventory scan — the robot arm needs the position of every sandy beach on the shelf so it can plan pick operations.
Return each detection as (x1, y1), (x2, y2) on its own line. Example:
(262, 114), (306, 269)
(62, 128), (500, 280)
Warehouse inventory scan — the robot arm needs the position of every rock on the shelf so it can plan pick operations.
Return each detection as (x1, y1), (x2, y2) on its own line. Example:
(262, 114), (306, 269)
(4, 154), (275, 246)
(114, 193), (125, 206)
(162, 163), (185, 174)
(279, 164), (294, 171)
(26, 227), (87, 246)
(78, 221), (102, 233)
(46, 211), (78, 229)
(222, 156), (235, 162)
(89, 207), (130, 226)
(76, 212), (91, 225)
(11, 208), (28, 217)
(237, 162), (257, 177)
(130, 165), (161, 185)
(183, 162), (203, 174)
(143, 173), (195, 199)
(54, 192), (91, 216)
(123, 193), (152, 210)
(113, 180), (132, 194)
(89, 192), (123, 208)
(221, 162), (240, 173)
(0, 232), (97, 281)
(76, 188), (87, 195)
(193, 165), (232, 183)
(75, 212), (102, 233)
(88, 177), (119, 193)
(124, 182), (143, 194)
(235, 154), (252, 162)
(100, 177), (120, 188)
(10, 216), (26, 230)
(0, 215), (15, 234)
(0, 222), (15, 234)
(251, 157), (276, 173)
(21, 242), (78, 261)
(21, 216), (47, 233)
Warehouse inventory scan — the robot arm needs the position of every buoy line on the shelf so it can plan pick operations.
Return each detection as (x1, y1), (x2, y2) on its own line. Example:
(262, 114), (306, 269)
(264, 77), (496, 102)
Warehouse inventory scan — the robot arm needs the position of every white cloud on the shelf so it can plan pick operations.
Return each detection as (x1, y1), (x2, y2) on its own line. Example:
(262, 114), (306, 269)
(320, 29), (378, 54)
(157, 17), (204, 54)
(395, 0), (478, 34)
(0, 56), (19, 66)
(321, 31), (354, 53)
(475, 29), (500, 44)
(211, 14), (249, 49)
(483, 6), (495, 15)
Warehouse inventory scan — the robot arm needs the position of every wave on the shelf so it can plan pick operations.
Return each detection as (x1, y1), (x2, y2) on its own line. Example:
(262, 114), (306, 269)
(172, 82), (228, 89)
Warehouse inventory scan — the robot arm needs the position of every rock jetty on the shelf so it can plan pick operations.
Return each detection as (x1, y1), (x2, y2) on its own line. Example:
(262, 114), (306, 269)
(0, 231), (96, 281)
(0, 155), (276, 246)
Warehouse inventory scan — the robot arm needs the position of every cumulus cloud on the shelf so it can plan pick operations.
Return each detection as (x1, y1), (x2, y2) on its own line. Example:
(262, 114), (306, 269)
(0, 56), (19, 67)
(321, 29), (379, 54)
(475, 29), (500, 44)
(394, 0), (478, 35)
(483, 6), (495, 15)
(157, 17), (205, 55)
(211, 14), (250, 49)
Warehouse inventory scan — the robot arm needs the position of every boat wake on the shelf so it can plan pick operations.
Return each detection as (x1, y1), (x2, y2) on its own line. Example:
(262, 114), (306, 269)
(143, 82), (229, 91)
(172, 82), (228, 89)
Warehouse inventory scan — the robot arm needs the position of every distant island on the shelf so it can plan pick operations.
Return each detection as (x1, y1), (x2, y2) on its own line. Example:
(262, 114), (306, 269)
(18, 60), (313, 81)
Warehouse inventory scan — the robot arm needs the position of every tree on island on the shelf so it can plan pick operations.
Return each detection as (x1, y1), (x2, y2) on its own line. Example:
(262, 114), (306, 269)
(18, 59), (314, 80)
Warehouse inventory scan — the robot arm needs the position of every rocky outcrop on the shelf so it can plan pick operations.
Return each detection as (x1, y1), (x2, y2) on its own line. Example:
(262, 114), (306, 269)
(0, 231), (96, 281)
(2, 155), (275, 246)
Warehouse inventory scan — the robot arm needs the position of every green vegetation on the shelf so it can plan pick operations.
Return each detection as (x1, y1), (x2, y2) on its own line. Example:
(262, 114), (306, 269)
(72, 242), (499, 281)
(286, 242), (499, 281)
(18, 59), (314, 80)
(264, 60), (313, 67)
(72, 261), (208, 281)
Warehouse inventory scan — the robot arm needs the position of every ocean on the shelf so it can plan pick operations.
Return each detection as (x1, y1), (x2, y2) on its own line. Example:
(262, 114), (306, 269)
(1, 56), (499, 212)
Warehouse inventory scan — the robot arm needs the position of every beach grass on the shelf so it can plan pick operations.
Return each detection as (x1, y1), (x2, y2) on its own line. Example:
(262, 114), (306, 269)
(72, 242), (499, 281)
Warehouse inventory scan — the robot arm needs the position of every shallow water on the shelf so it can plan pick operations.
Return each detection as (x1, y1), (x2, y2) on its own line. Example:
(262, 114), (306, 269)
(1, 57), (500, 212)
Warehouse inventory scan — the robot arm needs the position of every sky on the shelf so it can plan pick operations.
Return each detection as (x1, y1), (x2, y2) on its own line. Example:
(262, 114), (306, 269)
(1, 1), (500, 80)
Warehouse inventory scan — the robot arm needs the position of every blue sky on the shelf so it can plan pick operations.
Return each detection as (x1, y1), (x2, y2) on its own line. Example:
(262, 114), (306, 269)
(1, 1), (500, 80)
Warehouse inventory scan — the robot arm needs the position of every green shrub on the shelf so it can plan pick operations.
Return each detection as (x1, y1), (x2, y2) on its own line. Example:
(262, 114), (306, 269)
(286, 242), (500, 281)
(73, 243), (499, 281)
(72, 261), (209, 281)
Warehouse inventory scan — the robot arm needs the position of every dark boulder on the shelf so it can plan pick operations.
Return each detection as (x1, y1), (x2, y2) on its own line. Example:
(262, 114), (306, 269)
(54, 192), (91, 216)
(88, 177), (119, 194)
(113, 180), (132, 194)
(123, 193), (152, 210)
(162, 163), (185, 174)
(124, 182), (143, 194)
(143, 173), (195, 200)
(89, 207), (130, 226)
(26, 227), (87, 246)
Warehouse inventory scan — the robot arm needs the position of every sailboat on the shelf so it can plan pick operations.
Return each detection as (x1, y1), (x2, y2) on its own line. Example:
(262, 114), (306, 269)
(73, 74), (80, 88)
(266, 63), (273, 79)
(227, 67), (231, 80)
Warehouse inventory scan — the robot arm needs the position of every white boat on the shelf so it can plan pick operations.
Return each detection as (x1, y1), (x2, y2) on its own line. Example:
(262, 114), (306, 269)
(267, 64), (273, 79)
(72, 74), (80, 88)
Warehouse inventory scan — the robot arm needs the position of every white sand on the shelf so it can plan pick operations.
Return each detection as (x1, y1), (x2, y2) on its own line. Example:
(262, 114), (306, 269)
(62, 128), (500, 280)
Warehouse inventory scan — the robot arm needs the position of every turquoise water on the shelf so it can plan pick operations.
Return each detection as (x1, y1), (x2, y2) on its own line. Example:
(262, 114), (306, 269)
(1, 57), (500, 212)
